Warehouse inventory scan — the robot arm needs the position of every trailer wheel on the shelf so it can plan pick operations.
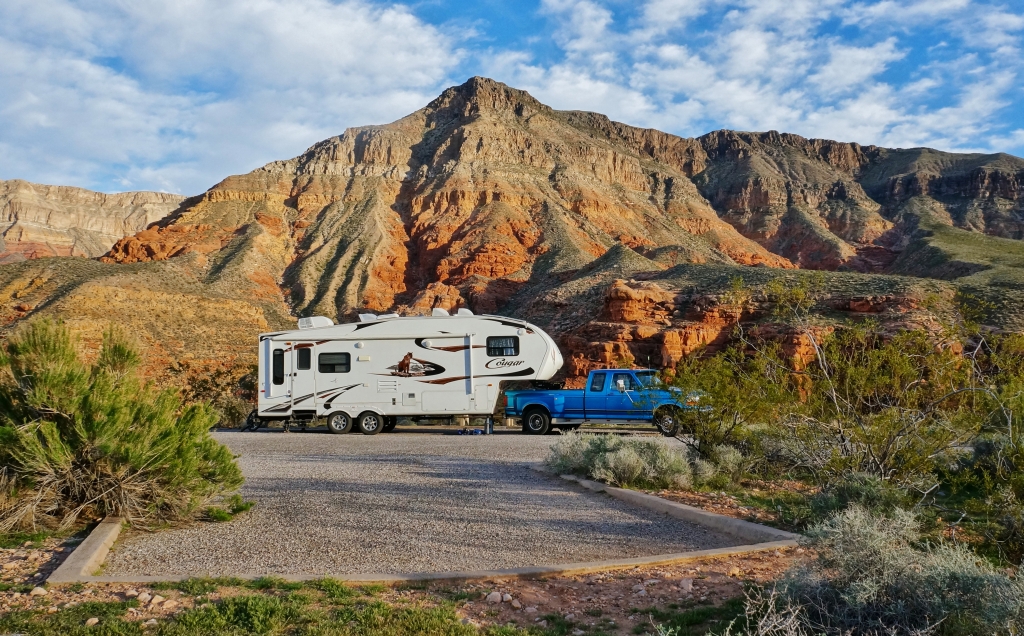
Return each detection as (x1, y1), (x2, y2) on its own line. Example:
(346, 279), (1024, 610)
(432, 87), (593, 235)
(382, 416), (398, 432)
(357, 411), (383, 435)
(326, 411), (353, 434)
(522, 408), (551, 435)
(654, 407), (680, 437)
(242, 409), (261, 432)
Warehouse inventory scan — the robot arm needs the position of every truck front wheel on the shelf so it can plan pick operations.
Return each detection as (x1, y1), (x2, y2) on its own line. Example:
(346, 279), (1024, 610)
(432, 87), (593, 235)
(522, 408), (551, 435)
(654, 407), (680, 437)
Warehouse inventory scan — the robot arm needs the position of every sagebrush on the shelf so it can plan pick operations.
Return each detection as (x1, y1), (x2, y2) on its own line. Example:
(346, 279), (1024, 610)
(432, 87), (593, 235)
(0, 320), (243, 530)
(546, 432), (745, 490)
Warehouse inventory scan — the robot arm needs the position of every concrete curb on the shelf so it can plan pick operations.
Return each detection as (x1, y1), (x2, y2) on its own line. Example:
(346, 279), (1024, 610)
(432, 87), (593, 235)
(47, 465), (799, 585)
(47, 517), (123, 584)
(536, 466), (800, 544)
(60, 540), (798, 585)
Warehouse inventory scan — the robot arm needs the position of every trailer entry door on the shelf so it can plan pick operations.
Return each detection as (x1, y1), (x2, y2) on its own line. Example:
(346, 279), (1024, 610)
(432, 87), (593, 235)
(291, 344), (316, 411)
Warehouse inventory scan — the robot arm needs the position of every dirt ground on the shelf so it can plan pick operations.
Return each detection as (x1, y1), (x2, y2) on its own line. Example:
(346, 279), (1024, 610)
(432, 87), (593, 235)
(2, 536), (804, 634)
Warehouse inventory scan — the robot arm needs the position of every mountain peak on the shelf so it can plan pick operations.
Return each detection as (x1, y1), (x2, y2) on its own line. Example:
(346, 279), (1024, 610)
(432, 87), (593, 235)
(424, 76), (549, 124)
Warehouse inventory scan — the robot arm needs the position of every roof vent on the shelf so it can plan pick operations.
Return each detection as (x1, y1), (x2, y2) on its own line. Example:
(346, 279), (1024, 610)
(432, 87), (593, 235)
(456, 308), (474, 316)
(358, 313), (378, 322)
(298, 316), (335, 330)
(431, 308), (450, 317)
(378, 313), (400, 319)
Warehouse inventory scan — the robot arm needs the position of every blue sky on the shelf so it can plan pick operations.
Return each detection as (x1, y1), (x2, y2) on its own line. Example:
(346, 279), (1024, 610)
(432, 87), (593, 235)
(1, 0), (1022, 195)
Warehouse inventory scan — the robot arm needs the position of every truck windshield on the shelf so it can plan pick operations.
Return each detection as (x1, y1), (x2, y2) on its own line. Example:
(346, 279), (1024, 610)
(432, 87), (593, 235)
(635, 371), (658, 387)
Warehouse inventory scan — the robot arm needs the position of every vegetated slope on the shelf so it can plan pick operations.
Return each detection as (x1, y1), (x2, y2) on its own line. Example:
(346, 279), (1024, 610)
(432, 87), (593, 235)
(2, 77), (1023, 389)
(0, 180), (185, 262)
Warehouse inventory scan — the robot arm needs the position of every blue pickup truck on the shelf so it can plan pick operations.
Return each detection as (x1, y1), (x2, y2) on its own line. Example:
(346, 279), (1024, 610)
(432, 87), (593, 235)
(504, 369), (700, 435)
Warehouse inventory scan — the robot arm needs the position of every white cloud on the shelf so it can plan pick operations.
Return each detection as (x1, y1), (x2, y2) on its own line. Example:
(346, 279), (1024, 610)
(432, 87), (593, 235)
(0, 0), (460, 194)
(486, 0), (1023, 155)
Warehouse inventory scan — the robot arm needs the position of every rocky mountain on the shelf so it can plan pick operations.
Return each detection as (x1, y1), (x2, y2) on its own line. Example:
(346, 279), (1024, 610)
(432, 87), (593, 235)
(2, 77), (1023, 393)
(0, 180), (185, 263)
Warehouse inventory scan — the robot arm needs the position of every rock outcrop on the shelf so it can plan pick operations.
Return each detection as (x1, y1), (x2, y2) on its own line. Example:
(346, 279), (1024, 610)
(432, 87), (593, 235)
(0, 180), (185, 262)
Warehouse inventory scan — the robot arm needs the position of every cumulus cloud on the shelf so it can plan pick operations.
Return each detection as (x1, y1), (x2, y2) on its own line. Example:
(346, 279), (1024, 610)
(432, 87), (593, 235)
(487, 0), (1023, 155)
(0, 0), (459, 194)
(1, 0), (1022, 193)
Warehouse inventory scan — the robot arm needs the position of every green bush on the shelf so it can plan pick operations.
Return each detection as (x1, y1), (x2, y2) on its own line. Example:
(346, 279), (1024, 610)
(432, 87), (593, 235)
(547, 433), (691, 490)
(809, 472), (909, 520)
(0, 320), (243, 531)
(777, 506), (1024, 635)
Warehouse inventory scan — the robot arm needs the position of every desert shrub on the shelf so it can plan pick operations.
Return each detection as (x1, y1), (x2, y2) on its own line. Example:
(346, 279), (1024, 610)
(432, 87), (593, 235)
(0, 320), (243, 531)
(170, 360), (257, 428)
(776, 506), (1024, 635)
(809, 472), (909, 520)
(670, 342), (794, 461)
(690, 457), (718, 486)
(547, 433), (691, 490)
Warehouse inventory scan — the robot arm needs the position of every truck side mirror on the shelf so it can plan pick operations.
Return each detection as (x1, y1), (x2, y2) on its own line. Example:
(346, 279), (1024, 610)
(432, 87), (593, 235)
(616, 379), (626, 392)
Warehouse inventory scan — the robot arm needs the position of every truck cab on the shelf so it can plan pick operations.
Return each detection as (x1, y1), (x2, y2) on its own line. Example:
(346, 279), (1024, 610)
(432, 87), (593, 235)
(504, 369), (700, 435)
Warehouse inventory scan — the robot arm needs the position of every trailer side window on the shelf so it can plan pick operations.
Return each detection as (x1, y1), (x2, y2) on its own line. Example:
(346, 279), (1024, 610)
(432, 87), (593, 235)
(319, 352), (351, 373)
(486, 336), (519, 356)
(272, 349), (285, 385)
(297, 347), (311, 370)
(589, 372), (606, 392)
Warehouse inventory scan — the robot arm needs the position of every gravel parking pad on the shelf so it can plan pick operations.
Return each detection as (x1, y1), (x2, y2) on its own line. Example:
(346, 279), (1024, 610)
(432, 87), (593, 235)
(103, 430), (740, 577)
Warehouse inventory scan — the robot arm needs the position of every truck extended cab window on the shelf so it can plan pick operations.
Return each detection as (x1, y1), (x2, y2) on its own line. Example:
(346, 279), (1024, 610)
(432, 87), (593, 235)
(589, 372), (606, 392)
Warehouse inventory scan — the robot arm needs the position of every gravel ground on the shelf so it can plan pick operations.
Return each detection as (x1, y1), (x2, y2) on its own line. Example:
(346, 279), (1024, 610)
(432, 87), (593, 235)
(102, 430), (739, 577)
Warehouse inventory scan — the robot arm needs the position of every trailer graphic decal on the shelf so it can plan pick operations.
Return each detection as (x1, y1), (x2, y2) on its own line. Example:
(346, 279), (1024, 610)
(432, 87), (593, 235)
(414, 338), (485, 353)
(260, 384), (359, 414)
(378, 352), (446, 377)
(417, 367), (536, 385)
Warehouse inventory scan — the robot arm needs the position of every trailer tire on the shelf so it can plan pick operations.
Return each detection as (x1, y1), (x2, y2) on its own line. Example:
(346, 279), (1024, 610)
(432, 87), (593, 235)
(326, 411), (353, 434)
(522, 408), (551, 435)
(242, 409), (261, 432)
(357, 411), (384, 435)
(654, 406), (680, 437)
(382, 416), (398, 432)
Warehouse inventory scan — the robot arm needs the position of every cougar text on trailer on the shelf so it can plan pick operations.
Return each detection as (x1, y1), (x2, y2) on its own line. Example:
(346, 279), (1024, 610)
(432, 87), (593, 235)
(250, 308), (564, 434)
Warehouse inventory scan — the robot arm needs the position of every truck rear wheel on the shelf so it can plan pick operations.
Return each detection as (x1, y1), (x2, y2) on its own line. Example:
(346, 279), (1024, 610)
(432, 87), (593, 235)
(522, 408), (551, 435)
(326, 411), (353, 434)
(357, 411), (383, 435)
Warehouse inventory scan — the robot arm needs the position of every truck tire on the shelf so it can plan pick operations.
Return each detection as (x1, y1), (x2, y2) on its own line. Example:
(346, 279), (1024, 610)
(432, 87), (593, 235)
(654, 407), (680, 437)
(522, 408), (551, 435)
(357, 411), (384, 435)
(326, 411), (353, 434)
(383, 416), (398, 432)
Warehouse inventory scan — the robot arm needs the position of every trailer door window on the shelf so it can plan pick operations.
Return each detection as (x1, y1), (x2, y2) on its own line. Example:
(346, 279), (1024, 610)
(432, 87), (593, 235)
(297, 347), (311, 370)
(319, 352), (351, 373)
(487, 336), (519, 356)
(272, 349), (285, 385)
(589, 372), (606, 392)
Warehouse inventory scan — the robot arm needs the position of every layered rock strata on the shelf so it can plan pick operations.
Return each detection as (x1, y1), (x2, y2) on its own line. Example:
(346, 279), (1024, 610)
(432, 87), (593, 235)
(0, 180), (184, 262)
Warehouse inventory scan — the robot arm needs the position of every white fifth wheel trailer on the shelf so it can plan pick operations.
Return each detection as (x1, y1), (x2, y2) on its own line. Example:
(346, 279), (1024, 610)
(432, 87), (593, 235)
(248, 308), (564, 434)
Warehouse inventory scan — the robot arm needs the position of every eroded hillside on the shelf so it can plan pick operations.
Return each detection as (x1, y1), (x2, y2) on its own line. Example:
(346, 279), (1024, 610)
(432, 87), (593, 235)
(3, 77), (1024, 392)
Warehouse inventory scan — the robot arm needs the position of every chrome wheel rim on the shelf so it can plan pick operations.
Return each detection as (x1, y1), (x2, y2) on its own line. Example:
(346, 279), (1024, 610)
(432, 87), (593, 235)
(330, 414), (347, 431)
(527, 414), (545, 431)
(362, 415), (380, 431)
